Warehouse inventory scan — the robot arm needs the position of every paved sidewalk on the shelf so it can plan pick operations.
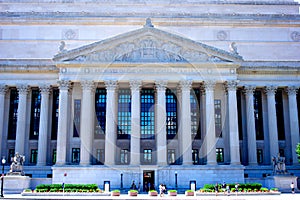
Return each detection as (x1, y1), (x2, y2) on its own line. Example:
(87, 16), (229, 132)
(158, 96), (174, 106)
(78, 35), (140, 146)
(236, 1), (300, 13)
(1, 193), (299, 200)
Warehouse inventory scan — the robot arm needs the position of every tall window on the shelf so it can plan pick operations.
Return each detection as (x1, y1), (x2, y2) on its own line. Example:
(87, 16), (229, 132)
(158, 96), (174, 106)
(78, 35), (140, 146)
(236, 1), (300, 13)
(276, 90), (285, 140)
(95, 149), (104, 165)
(8, 88), (18, 140)
(30, 149), (38, 164)
(143, 149), (152, 164)
(117, 89), (131, 139)
(167, 149), (176, 164)
(72, 148), (80, 164)
(166, 89), (177, 139)
(191, 89), (201, 139)
(192, 149), (199, 164)
(95, 88), (106, 139)
(216, 148), (224, 163)
(120, 149), (129, 164)
(254, 90), (264, 140)
(257, 149), (263, 164)
(29, 88), (41, 140)
(141, 89), (155, 139)
(214, 99), (222, 137)
(51, 88), (59, 140)
(73, 99), (81, 137)
(52, 149), (56, 165)
(237, 90), (243, 140)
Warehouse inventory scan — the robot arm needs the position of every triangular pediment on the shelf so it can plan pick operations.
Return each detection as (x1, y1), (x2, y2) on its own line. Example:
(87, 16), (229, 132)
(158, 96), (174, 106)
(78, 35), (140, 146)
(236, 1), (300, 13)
(53, 19), (243, 64)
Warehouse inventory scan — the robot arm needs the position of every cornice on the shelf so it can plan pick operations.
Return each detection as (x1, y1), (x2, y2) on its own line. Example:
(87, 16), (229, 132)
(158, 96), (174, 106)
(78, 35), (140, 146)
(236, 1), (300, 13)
(0, 59), (58, 73)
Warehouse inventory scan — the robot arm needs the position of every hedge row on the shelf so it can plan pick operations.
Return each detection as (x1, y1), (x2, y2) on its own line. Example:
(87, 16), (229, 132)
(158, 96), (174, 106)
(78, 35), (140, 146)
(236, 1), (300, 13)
(36, 184), (99, 191)
(203, 183), (262, 191)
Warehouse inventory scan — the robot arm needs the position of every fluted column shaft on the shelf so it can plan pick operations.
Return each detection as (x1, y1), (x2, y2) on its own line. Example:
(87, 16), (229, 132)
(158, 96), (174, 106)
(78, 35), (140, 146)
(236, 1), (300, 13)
(80, 81), (95, 165)
(130, 80), (141, 165)
(0, 85), (7, 159)
(15, 85), (29, 155)
(156, 80), (167, 166)
(37, 85), (50, 166)
(204, 81), (216, 165)
(286, 86), (300, 164)
(265, 86), (279, 161)
(104, 80), (118, 166)
(56, 80), (71, 165)
(180, 80), (193, 165)
(226, 81), (241, 165)
(244, 85), (257, 165)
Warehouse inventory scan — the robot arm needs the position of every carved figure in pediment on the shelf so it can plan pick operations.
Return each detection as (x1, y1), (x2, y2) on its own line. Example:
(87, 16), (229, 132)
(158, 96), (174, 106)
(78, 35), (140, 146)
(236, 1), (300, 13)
(229, 42), (238, 55)
(59, 41), (67, 53)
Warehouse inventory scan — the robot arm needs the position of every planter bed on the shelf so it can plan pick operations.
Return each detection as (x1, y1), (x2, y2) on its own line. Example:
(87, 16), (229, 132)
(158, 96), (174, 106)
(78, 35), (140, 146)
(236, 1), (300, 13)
(196, 191), (281, 196)
(22, 192), (110, 196)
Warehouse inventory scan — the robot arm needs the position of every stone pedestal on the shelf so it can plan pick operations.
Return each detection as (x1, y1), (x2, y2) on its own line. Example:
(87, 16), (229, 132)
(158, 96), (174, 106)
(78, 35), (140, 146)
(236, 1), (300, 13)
(265, 175), (297, 192)
(4, 175), (31, 194)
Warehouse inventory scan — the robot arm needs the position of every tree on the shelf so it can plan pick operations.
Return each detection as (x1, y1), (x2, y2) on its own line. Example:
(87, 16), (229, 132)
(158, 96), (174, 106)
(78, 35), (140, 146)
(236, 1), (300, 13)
(296, 143), (300, 163)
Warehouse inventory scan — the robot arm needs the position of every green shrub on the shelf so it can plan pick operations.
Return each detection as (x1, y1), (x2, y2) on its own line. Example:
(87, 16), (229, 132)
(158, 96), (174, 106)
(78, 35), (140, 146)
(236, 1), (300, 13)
(49, 188), (58, 192)
(168, 190), (177, 193)
(185, 190), (193, 192)
(261, 187), (269, 192)
(23, 189), (32, 193)
(129, 190), (138, 193)
(270, 188), (278, 191)
(112, 189), (120, 193)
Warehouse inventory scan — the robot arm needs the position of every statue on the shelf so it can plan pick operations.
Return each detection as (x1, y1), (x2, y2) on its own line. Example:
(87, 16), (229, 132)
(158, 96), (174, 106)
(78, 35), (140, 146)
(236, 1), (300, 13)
(229, 42), (238, 55)
(272, 153), (287, 175)
(8, 152), (25, 176)
(59, 41), (67, 53)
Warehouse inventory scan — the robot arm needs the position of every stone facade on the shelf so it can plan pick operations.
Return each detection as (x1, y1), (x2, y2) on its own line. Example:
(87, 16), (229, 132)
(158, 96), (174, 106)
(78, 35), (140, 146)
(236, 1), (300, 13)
(0, 0), (300, 191)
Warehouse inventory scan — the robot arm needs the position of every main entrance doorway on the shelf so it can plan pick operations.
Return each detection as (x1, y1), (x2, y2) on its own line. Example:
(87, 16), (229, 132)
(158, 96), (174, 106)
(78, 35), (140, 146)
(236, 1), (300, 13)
(143, 170), (154, 192)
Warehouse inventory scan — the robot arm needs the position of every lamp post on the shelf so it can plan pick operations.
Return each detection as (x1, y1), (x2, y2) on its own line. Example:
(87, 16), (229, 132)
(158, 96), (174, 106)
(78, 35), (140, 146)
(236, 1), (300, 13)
(1, 157), (6, 198)
(175, 171), (178, 189)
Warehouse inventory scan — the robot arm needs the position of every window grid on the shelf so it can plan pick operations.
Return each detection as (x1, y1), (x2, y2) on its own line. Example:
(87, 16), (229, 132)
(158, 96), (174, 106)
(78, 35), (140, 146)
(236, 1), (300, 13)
(216, 148), (224, 163)
(120, 149), (129, 164)
(95, 89), (107, 138)
(143, 149), (152, 164)
(117, 89), (131, 139)
(167, 149), (176, 164)
(254, 90), (264, 140)
(257, 149), (263, 164)
(30, 149), (38, 164)
(95, 149), (105, 164)
(166, 89), (177, 138)
(72, 148), (80, 164)
(8, 88), (18, 140)
(141, 89), (155, 139)
(214, 99), (222, 137)
(51, 88), (59, 140)
(73, 99), (81, 137)
(191, 89), (201, 139)
(30, 88), (41, 140)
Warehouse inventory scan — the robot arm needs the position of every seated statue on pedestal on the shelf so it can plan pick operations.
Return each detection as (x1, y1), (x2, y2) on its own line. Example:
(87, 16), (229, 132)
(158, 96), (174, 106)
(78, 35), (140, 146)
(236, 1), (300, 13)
(8, 152), (25, 176)
(272, 153), (287, 175)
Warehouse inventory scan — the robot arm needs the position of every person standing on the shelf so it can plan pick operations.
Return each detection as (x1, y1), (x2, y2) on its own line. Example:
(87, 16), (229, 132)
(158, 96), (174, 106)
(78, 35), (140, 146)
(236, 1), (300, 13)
(291, 182), (295, 194)
(215, 183), (219, 196)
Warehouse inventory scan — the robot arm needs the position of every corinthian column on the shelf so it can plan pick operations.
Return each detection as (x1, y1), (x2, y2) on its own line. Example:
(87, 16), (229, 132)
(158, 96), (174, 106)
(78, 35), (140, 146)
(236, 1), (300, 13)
(244, 85), (257, 165)
(226, 81), (240, 165)
(180, 80), (193, 165)
(265, 86), (279, 162)
(104, 80), (118, 166)
(156, 80), (167, 166)
(286, 86), (300, 164)
(56, 80), (71, 165)
(130, 80), (142, 165)
(80, 80), (95, 166)
(15, 85), (29, 155)
(37, 85), (50, 166)
(204, 80), (216, 165)
(0, 85), (8, 159)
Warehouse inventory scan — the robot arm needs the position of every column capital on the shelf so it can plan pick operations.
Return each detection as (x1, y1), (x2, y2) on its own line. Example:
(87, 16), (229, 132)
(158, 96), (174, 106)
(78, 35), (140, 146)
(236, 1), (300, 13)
(39, 85), (51, 95)
(285, 86), (299, 96)
(81, 80), (96, 91)
(155, 80), (167, 91)
(17, 84), (29, 95)
(265, 85), (277, 96)
(244, 85), (256, 95)
(203, 80), (216, 91)
(225, 80), (238, 91)
(129, 80), (142, 91)
(105, 80), (118, 91)
(179, 80), (192, 91)
(0, 85), (8, 95)
(58, 80), (71, 90)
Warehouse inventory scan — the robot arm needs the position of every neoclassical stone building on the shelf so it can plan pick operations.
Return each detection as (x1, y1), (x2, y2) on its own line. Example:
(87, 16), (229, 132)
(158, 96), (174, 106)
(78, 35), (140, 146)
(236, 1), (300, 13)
(0, 0), (300, 190)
